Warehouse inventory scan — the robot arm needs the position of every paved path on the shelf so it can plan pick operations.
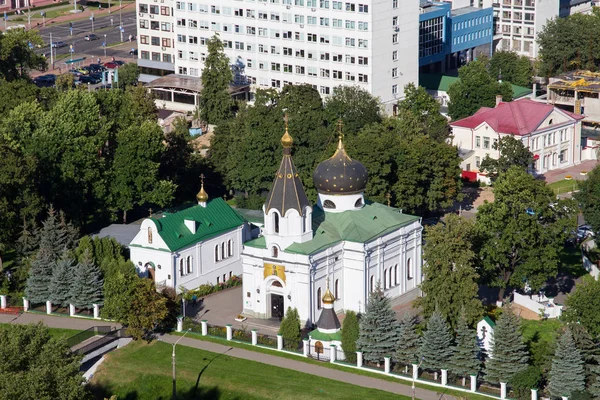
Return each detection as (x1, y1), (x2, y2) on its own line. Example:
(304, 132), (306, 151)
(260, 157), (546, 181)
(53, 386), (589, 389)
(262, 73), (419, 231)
(159, 333), (459, 400)
(0, 312), (120, 330)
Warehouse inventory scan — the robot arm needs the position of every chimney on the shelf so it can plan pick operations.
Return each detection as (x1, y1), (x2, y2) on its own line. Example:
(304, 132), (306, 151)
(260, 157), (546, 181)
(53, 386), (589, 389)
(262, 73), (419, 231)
(495, 95), (503, 107)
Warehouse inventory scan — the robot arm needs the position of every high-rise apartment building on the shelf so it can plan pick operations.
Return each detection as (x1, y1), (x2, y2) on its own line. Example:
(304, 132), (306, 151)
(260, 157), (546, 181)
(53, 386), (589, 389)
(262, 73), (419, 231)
(137, 0), (419, 112)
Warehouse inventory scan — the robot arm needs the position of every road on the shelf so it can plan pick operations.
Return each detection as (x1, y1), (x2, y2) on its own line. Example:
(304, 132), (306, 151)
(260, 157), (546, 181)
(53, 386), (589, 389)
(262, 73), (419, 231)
(34, 8), (137, 63)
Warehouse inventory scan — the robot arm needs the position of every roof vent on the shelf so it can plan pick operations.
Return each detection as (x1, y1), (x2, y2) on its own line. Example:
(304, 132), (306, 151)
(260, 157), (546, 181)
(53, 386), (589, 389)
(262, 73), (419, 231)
(184, 219), (197, 233)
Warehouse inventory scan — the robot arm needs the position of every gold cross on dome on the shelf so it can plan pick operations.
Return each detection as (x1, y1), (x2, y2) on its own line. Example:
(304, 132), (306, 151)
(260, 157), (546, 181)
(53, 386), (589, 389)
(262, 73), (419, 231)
(336, 119), (344, 140)
(284, 114), (289, 130)
(200, 173), (205, 185)
(386, 192), (391, 207)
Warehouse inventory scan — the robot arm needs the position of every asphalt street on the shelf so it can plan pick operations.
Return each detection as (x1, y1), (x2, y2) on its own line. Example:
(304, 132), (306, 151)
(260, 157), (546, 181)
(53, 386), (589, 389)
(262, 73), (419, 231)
(34, 8), (137, 61)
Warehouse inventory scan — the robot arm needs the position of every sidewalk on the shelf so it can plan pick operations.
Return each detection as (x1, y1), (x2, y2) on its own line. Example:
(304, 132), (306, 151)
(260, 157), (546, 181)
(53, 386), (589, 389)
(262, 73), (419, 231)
(159, 333), (459, 400)
(0, 311), (120, 330)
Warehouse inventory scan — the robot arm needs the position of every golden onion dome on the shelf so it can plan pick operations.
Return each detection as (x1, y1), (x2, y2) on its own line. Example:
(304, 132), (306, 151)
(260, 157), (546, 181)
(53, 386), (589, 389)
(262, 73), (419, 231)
(196, 183), (209, 203)
(281, 127), (293, 149)
(322, 286), (335, 304)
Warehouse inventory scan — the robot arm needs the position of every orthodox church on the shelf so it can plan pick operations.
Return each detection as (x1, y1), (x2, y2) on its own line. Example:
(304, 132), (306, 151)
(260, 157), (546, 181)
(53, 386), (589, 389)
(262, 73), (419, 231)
(242, 123), (423, 325)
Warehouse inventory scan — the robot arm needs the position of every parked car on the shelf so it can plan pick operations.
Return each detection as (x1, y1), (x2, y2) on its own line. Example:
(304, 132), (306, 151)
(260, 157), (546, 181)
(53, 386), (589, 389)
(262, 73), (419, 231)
(87, 64), (105, 73)
(33, 75), (55, 87)
(79, 74), (102, 84)
(52, 41), (67, 48)
(114, 60), (125, 66)
(103, 62), (118, 69)
(85, 34), (99, 41)
(76, 68), (90, 75)
(69, 69), (83, 77)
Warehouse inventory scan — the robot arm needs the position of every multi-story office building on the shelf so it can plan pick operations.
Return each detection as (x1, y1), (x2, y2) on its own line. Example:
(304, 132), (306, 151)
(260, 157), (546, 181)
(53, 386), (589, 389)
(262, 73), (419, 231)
(492, 0), (592, 58)
(136, 0), (419, 112)
(137, 1), (177, 82)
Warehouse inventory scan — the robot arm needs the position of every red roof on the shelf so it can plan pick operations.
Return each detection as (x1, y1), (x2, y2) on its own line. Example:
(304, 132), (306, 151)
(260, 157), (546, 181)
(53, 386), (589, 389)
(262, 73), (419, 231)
(450, 99), (584, 136)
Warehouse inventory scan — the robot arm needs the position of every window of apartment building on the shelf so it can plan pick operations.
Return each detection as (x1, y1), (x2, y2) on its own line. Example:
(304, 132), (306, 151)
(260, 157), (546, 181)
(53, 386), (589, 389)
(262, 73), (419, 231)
(320, 0), (330, 7)
(475, 156), (481, 168)
(331, 36), (342, 46)
(560, 149), (567, 163)
(332, 53), (343, 62)
(235, 41), (244, 50)
(320, 86), (330, 95)
(295, 32), (305, 41)
(295, 0), (304, 5)
(296, 66), (306, 74)
(151, 36), (160, 46)
(483, 137), (490, 149)
(320, 52), (330, 60)
(307, 0), (317, 7)
(391, 68), (398, 78)
(140, 19), (149, 29)
(177, 34), (186, 43)
(331, 18), (342, 28)
(308, 33), (317, 42)
(152, 52), (161, 61)
(190, 68), (199, 77)
(271, 62), (281, 71)
(358, 39), (368, 48)
(272, 79), (281, 88)
(333, 1), (342, 9)
(308, 67), (317, 77)
(475, 136), (481, 148)
(358, 73), (368, 83)
(345, 72), (355, 81)
(307, 51), (316, 59)
(392, 84), (398, 95)
(307, 16), (317, 25)
(247, 26), (256, 35)
(161, 22), (171, 31)
(321, 17), (330, 26)
(259, 62), (266, 70)
(525, 13), (534, 21)
(141, 50), (149, 60)
(358, 21), (368, 30)
(283, 64), (293, 73)
(272, 46), (281, 54)
(358, 4), (368, 12)
(175, 2), (184, 11)
(320, 68), (330, 78)
(246, 9), (256, 19)
(139, 3), (148, 13)
(393, 0), (398, 7)
(234, 8), (243, 16)
(178, 50), (186, 59)
(176, 18), (186, 27)
(149, 5), (159, 14)
(296, 49), (305, 57)
(161, 38), (171, 48)
(332, 70), (342, 79)
(345, 55), (356, 64)
(271, 12), (280, 21)
(189, 51), (198, 61)
(345, 20), (355, 29)
(392, 33), (398, 44)
(358, 56), (368, 65)
(345, 2), (355, 11)
(345, 37), (355, 47)
(258, 27), (268, 37)
(151, 21), (159, 30)
(212, 5), (222, 14)
(320, 35), (330, 44)
(392, 50), (398, 61)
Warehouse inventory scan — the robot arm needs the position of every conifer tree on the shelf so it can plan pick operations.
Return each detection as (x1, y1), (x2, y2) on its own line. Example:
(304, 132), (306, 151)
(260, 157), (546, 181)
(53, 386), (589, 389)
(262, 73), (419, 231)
(548, 329), (585, 398)
(357, 284), (398, 364)
(484, 304), (529, 383)
(16, 219), (38, 259)
(38, 206), (67, 260)
(48, 258), (75, 307)
(278, 307), (301, 350)
(451, 311), (481, 385)
(589, 364), (600, 398)
(420, 310), (454, 373)
(58, 210), (78, 253)
(396, 313), (420, 372)
(341, 310), (359, 363)
(570, 324), (600, 388)
(24, 247), (53, 304)
(70, 249), (103, 309)
(198, 34), (233, 125)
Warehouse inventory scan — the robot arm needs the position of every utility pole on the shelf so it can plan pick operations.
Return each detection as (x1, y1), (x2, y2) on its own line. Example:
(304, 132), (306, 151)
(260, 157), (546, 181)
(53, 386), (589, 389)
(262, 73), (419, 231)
(119, 0), (122, 27)
(171, 331), (190, 400)
(49, 32), (54, 69)
(27, 8), (31, 29)
(90, 13), (94, 32)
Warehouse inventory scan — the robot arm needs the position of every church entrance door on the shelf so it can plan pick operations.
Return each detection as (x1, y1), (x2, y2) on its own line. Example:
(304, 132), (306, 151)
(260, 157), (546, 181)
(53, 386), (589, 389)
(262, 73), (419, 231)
(270, 294), (284, 320)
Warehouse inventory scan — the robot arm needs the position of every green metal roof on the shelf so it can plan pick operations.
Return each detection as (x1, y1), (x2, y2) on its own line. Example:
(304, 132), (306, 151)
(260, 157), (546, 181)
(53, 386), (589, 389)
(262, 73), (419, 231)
(419, 73), (533, 99)
(245, 235), (266, 249)
(286, 203), (420, 255)
(309, 329), (342, 341)
(482, 315), (496, 328)
(151, 198), (244, 252)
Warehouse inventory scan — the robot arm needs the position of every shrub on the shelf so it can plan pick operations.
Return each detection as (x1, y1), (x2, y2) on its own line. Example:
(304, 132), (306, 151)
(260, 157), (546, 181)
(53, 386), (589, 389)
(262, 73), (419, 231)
(341, 310), (359, 363)
(510, 366), (542, 400)
(278, 307), (301, 350)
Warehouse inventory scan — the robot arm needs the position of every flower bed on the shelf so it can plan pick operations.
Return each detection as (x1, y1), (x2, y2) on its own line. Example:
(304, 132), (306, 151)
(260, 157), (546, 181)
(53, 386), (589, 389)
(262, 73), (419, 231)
(183, 275), (242, 301)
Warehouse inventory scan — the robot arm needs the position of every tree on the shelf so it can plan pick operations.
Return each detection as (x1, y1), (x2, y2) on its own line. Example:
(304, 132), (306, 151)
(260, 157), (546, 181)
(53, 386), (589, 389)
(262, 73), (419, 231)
(69, 249), (103, 309)
(484, 304), (529, 383)
(0, 323), (88, 400)
(0, 29), (46, 80)
(574, 165), (600, 234)
(395, 313), (420, 371)
(397, 83), (449, 142)
(356, 284), (398, 364)
(548, 329), (585, 398)
(108, 121), (175, 223)
(116, 63), (139, 89)
(450, 311), (481, 385)
(564, 276), (600, 337)
(447, 60), (514, 120)
(416, 215), (483, 328)
(279, 307), (301, 350)
(511, 366), (542, 400)
(477, 167), (576, 300)
(24, 247), (54, 304)
(198, 34), (233, 124)
(486, 51), (533, 87)
(479, 136), (534, 182)
(324, 85), (382, 135)
(419, 311), (454, 373)
(101, 269), (137, 322)
(341, 310), (359, 363)
(49, 258), (75, 307)
(570, 324), (600, 388)
(55, 73), (74, 91)
(124, 278), (169, 339)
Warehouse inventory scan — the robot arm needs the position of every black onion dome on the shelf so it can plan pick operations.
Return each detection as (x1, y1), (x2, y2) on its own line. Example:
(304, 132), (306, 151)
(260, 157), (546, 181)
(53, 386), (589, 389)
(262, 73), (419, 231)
(313, 137), (368, 194)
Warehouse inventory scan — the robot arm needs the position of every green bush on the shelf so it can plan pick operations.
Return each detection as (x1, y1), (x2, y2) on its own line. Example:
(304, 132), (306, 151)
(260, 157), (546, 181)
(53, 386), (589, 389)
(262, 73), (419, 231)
(510, 366), (542, 400)
(279, 307), (301, 350)
(183, 275), (242, 300)
(341, 310), (359, 363)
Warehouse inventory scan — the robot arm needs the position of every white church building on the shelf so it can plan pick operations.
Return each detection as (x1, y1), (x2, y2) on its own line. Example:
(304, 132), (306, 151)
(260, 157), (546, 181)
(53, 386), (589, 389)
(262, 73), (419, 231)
(241, 124), (423, 325)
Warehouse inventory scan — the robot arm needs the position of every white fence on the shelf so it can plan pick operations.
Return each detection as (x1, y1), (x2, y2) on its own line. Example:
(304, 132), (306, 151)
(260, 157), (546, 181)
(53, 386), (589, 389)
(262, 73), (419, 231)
(513, 292), (563, 319)
(583, 252), (600, 280)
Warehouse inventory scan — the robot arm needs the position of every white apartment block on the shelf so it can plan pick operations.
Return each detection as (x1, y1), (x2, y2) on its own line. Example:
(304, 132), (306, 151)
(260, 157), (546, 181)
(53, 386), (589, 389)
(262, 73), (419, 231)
(137, 2), (177, 80)
(136, 0), (419, 112)
(492, 0), (592, 59)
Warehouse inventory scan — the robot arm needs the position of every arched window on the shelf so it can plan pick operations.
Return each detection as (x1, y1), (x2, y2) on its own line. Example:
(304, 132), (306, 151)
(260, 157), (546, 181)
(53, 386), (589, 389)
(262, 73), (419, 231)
(221, 242), (225, 260)
(370, 275), (374, 292)
(215, 245), (220, 262)
(394, 265), (398, 286)
(272, 246), (278, 258)
(302, 213), (306, 233)
(389, 268), (393, 287)
(274, 212), (280, 233)
(228, 239), (233, 257)
(186, 256), (192, 274)
(317, 287), (322, 310)
(354, 198), (363, 208)
(323, 200), (336, 209)
(383, 269), (387, 289)
(147, 227), (153, 244)
(334, 279), (339, 299)
(407, 258), (412, 280)
(179, 259), (184, 276)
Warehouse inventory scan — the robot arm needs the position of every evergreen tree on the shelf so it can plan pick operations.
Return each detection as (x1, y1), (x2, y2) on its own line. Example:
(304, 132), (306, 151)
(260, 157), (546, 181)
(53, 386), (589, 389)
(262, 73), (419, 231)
(198, 34), (233, 125)
(58, 210), (78, 253)
(419, 310), (454, 372)
(69, 249), (103, 309)
(356, 284), (398, 364)
(48, 258), (74, 307)
(24, 247), (53, 304)
(570, 324), (600, 388)
(278, 307), (301, 350)
(395, 313), (420, 371)
(16, 219), (38, 259)
(484, 304), (529, 383)
(38, 206), (67, 260)
(548, 329), (585, 398)
(451, 311), (481, 385)
(341, 310), (359, 363)
(590, 363), (600, 398)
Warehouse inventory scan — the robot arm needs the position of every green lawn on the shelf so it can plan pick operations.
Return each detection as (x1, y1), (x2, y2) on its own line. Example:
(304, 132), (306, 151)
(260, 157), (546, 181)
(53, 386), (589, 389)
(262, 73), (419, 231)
(520, 319), (562, 345)
(0, 323), (81, 340)
(88, 341), (412, 400)
(547, 179), (580, 194)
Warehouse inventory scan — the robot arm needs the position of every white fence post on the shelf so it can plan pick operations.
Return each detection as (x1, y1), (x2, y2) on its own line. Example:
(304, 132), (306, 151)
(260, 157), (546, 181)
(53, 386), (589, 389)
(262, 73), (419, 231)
(303, 339), (309, 357)
(330, 344), (336, 363)
(176, 316), (183, 332)
(356, 351), (363, 368)
(226, 324), (232, 340)
(531, 389), (538, 400)
(201, 320), (207, 336)
(277, 334), (283, 350)
(412, 364), (419, 381)
(561, 397), (568, 400)
(23, 297), (29, 312)
(251, 330), (258, 345)
(69, 304), (75, 317)
(46, 300), (52, 314)
(384, 357), (391, 373)
(93, 304), (100, 319)
(0, 295), (6, 309)
(500, 382), (507, 399)
(441, 369), (448, 386)
(470, 375), (477, 392)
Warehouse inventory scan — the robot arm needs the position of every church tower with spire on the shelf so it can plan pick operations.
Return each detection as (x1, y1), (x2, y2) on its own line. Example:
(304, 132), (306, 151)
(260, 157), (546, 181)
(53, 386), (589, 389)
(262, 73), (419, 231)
(263, 118), (313, 252)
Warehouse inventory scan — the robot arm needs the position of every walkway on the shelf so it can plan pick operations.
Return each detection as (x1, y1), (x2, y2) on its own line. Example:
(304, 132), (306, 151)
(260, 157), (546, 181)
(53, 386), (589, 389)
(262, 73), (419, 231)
(543, 160), (598, 184)
(0, 312), (120, 330)
(159, 333), (459, 400)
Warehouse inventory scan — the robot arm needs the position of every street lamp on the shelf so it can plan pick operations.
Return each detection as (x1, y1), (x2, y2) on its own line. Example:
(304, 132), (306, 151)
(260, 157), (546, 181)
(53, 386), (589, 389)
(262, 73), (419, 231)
(171, 330), (191, 400)
(119, 0), (122, 27)
(104, 34), (107, 57)
(412, 356), (425, 400)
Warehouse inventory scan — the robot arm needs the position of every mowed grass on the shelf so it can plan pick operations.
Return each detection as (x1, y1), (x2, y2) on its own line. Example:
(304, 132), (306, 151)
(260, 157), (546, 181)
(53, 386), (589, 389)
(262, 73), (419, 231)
(520, 318), (562, 345)
(89, 340), (412, 400)
(547, 179), (580, 194)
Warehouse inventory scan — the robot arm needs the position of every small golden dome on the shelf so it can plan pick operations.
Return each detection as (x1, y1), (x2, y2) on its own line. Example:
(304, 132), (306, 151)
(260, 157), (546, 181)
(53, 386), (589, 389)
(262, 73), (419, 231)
(196, 183), (209, 203)
(322, 287), (335, 304)
(281, 127), (293, 148)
